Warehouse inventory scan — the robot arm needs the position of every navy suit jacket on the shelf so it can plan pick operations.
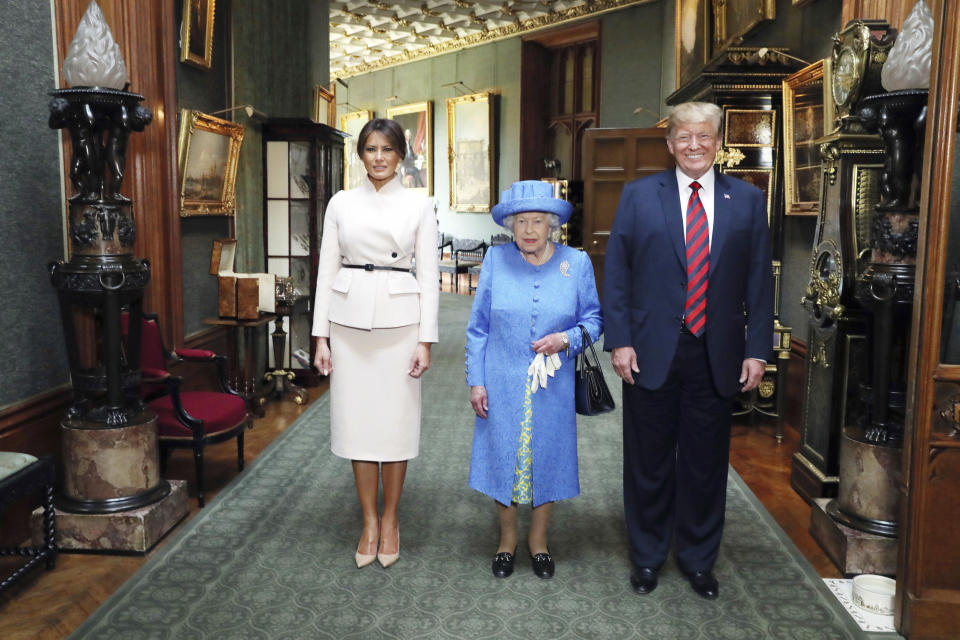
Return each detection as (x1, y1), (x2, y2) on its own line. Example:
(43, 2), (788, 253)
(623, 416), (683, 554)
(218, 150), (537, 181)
(603, 168), (774, 397)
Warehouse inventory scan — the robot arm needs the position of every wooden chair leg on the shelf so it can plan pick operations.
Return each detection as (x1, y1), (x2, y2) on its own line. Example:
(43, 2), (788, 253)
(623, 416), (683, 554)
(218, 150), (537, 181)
(193, 445), (206, 508)
(237, 430), (245, 472)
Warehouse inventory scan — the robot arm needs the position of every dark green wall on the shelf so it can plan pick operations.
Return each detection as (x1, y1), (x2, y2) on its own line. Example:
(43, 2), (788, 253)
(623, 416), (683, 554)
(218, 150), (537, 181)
(176, 0), (232, 337)
(232, 0), (328, 279)
(600, 1), (671, 128)
(0, 1), (70, 409)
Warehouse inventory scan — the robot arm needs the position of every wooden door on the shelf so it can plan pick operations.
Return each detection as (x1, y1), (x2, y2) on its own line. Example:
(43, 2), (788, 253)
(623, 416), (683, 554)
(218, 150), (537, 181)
(897, 1), (960, 637)
(582, 128), (674, 297)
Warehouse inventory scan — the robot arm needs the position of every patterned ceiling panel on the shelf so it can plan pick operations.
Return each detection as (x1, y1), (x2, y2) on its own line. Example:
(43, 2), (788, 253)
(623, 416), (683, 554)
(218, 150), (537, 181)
(329, 0), (648, 78)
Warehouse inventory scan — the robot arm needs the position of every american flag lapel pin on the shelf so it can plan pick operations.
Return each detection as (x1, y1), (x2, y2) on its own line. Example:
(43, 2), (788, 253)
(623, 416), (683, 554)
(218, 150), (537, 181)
(723, 193), (731, 199)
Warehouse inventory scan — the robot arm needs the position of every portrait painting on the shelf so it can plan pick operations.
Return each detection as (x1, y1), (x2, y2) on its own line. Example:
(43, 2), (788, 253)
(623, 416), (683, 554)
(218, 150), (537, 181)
(340, 110), (373, 191)
(675, 0), (710, 90)
(177, 109), (244, 216)
(180, 0), (216, 70)
(447, 93), (496, 212)
(386, 102), (433, 196)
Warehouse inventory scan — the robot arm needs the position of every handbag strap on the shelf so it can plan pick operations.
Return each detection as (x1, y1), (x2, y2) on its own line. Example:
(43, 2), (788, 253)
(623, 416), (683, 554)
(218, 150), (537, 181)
(577, 324), (601, 366)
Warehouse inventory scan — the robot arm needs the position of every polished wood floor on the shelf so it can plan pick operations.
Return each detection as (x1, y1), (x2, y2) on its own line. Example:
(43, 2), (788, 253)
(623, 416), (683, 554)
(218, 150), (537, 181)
(0, 276), (840, 638)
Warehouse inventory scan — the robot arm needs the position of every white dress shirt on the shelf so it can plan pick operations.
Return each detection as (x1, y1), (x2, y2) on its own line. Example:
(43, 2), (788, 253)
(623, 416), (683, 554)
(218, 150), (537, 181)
(675, 166), (715, 248)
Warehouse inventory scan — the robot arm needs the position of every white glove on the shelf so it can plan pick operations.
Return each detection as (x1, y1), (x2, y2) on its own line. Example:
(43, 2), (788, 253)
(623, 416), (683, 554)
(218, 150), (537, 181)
(527, 352), (563, 393)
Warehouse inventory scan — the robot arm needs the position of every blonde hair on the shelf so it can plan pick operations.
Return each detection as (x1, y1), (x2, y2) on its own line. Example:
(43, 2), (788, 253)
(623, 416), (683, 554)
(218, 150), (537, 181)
(666, 102), (723, 139)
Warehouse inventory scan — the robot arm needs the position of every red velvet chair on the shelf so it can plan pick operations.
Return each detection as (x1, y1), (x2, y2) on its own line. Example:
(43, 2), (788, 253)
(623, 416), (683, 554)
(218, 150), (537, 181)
(123, 313), (250, 507)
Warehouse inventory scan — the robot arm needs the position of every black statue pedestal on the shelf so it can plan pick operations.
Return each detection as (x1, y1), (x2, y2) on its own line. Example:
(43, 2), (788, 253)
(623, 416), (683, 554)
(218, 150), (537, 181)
(43, 86), (186, 551)
(810, 89), (928, 574)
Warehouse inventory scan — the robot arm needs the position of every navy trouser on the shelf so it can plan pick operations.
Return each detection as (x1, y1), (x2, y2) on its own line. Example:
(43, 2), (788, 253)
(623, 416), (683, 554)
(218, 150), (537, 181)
(622, 328), (732, 574)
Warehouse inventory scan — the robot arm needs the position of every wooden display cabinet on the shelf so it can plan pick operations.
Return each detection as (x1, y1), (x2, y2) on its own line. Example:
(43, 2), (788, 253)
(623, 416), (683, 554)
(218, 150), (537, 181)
(261, 118), (345, 385)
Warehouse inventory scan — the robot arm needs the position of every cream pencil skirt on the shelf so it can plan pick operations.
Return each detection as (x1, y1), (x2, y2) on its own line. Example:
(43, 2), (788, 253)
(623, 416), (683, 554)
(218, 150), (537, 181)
(328, 322), (421, 461)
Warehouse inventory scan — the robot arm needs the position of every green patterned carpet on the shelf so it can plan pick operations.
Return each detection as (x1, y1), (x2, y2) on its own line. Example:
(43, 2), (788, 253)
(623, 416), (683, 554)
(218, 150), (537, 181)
(72, 294), (875, 639)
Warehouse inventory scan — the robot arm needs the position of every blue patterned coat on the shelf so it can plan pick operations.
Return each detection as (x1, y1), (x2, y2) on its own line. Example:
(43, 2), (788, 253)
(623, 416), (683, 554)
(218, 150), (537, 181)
(466, 243), (603, 507)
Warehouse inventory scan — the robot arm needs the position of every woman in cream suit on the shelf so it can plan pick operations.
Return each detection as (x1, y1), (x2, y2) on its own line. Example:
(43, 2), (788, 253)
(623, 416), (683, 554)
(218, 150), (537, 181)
(312, 118), (439, 568)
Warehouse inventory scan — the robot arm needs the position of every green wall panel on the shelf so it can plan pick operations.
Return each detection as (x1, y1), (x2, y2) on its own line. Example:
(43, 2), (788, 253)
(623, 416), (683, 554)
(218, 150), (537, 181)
(0, 1), (70, 409)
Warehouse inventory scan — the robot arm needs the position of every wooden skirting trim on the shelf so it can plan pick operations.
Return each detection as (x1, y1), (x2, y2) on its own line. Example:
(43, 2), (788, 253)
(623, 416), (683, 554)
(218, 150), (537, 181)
(0, 386), (71, 458)
(783, 337), (808, 434)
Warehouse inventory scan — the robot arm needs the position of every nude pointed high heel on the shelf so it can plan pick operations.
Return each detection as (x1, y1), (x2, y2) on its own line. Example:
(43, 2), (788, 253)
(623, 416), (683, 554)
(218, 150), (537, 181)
(356, 523), (378, 568)
(356, 549), (377, 568)
(377, 528), (400, 568)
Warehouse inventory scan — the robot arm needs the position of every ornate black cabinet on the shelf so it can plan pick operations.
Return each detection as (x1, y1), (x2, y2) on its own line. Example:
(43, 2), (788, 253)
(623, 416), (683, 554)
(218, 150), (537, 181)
(792, 129), (883, 501)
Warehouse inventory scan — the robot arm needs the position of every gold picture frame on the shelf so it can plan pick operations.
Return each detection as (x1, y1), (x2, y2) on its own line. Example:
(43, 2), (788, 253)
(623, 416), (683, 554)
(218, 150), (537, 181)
(447, 93), (496, 212)
(180, 0), (216, 70)
(783, 59), (834, 216)
(713, 0), (775, 55)
(177, 109), (245, 216)
(676, 0), (711, 90)
(313, 84), (336, 127)
(386, 101), (433, 196)
(724, 109), (777, 148)
(340, 109), (373, 191)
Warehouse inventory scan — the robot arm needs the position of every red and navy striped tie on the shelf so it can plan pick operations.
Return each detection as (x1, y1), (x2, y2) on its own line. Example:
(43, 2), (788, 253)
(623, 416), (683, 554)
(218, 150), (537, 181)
(684, 181), (708, 337)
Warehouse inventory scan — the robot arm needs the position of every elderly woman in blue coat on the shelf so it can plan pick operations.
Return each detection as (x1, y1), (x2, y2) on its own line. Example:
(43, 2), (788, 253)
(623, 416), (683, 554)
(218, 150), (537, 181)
(466, 180), (602, 579)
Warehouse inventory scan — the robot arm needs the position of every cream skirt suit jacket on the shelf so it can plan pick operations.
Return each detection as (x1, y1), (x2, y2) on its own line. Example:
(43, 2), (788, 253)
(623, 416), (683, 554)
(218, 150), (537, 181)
(312, 175), (439, 461)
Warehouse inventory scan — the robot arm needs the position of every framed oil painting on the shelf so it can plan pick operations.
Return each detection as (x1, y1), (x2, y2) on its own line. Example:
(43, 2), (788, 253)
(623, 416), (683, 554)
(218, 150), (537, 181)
(180, 0), (216, 70)
(386, 101), (433, 196)
(340, 110), (373, 191)
(783, 59), (834, 215)
(177, 109), (245, 216)
(676, 0), (710, 90)
(313, 84), (336, 127)
(447, 93), (496, 212)
(713, 0), (775, 54)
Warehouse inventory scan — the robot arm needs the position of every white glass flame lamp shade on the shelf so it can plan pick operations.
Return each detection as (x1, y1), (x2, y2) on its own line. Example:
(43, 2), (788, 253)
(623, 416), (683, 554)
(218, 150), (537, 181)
(62, 0), (129, 90)
(881, 0), (933, 91)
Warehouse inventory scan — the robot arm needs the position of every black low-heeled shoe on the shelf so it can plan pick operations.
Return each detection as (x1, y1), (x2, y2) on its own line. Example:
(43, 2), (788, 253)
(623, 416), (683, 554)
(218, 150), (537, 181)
(530, 551), (555, 579)
(492, 550), (516, 578)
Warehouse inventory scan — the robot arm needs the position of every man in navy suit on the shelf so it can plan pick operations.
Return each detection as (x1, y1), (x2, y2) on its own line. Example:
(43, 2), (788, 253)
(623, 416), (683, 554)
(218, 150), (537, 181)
(603, 102), (774, 599)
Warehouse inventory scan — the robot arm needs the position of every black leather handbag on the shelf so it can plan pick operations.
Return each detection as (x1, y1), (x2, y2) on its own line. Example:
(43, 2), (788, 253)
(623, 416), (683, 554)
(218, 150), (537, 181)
(574, 324), (615, 416)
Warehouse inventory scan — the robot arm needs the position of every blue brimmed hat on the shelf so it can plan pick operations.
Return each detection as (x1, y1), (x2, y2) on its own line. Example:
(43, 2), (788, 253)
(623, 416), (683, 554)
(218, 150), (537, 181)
(491, 180), (573, 228)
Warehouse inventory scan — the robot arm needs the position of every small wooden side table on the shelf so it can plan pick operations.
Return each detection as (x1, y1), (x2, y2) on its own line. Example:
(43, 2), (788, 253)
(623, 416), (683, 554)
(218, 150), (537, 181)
(202, 313), (277, 416)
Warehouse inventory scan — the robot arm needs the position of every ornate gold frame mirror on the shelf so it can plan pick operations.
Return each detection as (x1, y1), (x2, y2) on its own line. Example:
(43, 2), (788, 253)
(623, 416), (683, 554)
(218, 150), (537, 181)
(783, 59), (834, 216)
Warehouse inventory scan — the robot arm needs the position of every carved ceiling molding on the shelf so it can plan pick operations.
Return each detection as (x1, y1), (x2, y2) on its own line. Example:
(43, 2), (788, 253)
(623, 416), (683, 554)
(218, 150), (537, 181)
(329, 0), (650, 79)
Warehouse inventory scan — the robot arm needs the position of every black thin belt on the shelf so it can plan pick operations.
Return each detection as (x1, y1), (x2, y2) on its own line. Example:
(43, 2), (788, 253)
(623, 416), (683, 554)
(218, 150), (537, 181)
(342, 263), (411, 273)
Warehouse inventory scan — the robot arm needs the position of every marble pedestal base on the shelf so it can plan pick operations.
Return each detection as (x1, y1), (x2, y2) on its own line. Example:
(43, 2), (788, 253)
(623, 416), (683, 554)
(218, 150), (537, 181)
(31, 480), (189, 554)
(810, 497), (897, 576)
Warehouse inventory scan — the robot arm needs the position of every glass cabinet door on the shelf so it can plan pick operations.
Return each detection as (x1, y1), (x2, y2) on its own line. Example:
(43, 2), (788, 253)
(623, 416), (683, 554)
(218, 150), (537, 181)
(262, 120), (345, 379)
